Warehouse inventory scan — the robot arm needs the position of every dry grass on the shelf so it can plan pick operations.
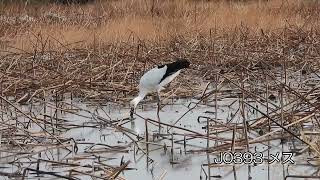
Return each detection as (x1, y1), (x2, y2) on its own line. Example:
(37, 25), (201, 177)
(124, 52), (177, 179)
(1, 0), (320, 52)
(1, 1), (320, 180)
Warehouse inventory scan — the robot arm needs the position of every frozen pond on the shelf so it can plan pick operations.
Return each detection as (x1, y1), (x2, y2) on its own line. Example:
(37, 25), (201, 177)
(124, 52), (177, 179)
(1, 92), (318, 180)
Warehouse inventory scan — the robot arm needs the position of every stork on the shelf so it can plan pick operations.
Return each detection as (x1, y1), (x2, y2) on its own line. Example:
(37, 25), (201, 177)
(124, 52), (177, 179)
(130, 58), (190, 129)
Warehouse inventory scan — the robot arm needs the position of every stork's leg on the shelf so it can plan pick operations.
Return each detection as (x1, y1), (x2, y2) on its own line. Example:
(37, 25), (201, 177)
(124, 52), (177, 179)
(130, 107), (134, 119)
(157, 92), (161, 133)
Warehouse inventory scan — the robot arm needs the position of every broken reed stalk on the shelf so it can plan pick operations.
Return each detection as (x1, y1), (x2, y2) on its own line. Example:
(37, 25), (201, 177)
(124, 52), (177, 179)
(265, 74), (270, 180)
(171, 133), (174, 163)
(145, 118), (149, 166)
(206, 113), (211, 180)
(280, 83), (285, 178)
(240, 72), (251, 180)
(232, 125), (237, 180)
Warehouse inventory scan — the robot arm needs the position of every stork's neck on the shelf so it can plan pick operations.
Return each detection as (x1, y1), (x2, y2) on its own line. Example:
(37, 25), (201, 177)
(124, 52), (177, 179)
(131, 91), (147, 109)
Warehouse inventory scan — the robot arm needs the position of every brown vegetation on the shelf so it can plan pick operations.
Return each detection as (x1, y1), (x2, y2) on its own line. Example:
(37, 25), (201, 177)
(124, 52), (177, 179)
(1, 1), (320, 179)
(1, 0), (320, 103)
(1, 0), (320, 51)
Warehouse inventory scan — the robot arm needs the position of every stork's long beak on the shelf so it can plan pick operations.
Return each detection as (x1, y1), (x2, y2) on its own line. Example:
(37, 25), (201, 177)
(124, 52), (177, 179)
(130, 107), (134, 119)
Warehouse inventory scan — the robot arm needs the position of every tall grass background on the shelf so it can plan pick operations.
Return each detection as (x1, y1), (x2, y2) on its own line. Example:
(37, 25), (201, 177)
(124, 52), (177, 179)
(0, 0), (319, 52)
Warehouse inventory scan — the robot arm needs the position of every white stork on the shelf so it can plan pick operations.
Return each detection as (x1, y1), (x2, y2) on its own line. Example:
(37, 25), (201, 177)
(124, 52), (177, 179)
(130, 58), (190, 123)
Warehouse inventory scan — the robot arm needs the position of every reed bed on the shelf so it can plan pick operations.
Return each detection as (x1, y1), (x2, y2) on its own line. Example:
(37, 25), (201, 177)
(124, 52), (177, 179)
(1, 0), (320, 50)
(1, 25), (320, 179)
(1, 0), (320, 179)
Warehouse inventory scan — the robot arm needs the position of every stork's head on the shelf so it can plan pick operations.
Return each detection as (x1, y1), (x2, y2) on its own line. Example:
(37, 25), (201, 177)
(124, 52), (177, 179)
(130, 98), (141, 118)
(175, 58), (190, 69)
(129, 92), (146, 118)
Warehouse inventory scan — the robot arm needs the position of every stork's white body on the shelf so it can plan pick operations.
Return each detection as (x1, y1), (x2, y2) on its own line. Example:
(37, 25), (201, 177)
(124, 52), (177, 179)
(130, 59), (190, 114)
(141, 66), (181, 92)
(130, 66), (180, 108)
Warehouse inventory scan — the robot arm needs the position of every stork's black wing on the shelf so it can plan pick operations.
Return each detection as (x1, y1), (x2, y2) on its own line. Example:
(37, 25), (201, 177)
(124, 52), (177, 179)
(158, 59), (190, 83)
